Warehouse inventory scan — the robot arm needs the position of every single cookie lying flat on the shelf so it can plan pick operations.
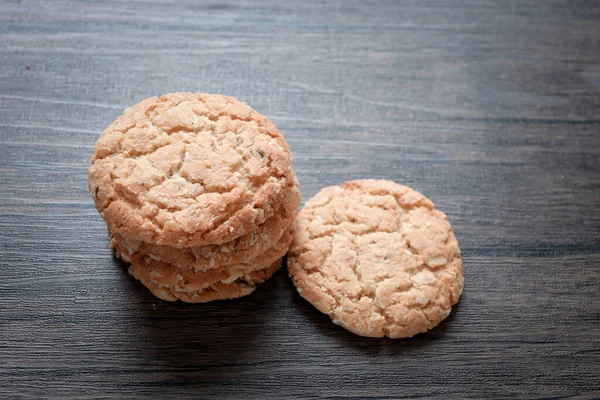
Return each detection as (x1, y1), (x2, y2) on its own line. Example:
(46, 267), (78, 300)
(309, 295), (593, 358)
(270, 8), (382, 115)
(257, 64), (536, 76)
(288, 179), (463, 338)
(88, 92), (293, 248)
(111, 174), (300, 271)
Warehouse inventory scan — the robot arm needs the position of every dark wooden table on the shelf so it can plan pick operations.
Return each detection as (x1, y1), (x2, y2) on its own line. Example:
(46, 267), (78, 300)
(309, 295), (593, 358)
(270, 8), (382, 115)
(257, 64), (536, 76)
(1, 1), (599, 398)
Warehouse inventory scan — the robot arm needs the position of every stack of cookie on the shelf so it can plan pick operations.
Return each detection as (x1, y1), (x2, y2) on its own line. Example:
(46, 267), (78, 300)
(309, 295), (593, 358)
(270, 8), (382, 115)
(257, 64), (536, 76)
(88, 92), (299, 302)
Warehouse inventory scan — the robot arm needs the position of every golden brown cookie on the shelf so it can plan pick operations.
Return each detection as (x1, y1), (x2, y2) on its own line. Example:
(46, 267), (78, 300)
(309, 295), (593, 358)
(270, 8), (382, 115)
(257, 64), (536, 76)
(117, 228), (292, 293)
(111, 174), (300, 271)
(88, 92), (293, 248)
(288, 179), (463, 338)
(130, 258), (283, 303)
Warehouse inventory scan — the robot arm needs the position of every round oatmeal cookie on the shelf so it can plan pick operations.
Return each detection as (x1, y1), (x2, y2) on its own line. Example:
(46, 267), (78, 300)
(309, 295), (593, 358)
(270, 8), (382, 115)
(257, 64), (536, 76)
(117, 227), (292, 292)
(88, 92), (293, 248)
(130, 258), (283, 303)
(288, 179), (463, 338)
(111, 174), (299, 270)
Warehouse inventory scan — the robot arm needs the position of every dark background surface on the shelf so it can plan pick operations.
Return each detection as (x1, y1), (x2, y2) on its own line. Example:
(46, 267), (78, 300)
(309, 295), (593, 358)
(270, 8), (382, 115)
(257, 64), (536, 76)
(1, 1), (599, 398)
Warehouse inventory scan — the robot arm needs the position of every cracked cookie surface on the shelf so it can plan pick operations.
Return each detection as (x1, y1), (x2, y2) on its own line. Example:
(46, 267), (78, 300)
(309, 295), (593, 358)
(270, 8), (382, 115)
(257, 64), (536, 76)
(288, 179), (463, 338)
(111, 173), (299, 271)
(88, 92), (293, 248)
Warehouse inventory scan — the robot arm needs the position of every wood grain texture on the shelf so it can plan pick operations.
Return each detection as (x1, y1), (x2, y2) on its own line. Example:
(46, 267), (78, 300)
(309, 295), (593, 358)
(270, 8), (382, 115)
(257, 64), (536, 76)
(1, 0), (599, 398)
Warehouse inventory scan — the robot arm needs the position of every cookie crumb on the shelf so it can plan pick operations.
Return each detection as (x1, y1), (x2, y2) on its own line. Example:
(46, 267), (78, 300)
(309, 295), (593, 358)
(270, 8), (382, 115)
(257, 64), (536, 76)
(25, 64), (30, 69)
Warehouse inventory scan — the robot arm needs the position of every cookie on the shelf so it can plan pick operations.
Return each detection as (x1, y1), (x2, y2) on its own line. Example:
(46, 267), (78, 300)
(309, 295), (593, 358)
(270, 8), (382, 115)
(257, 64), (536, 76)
(118, 228), (292, 293)
(111, 174), (300, 271)
(130, 258), (283, 303)
(288, 179), (463, 338)
(88, 92), (293, 248)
